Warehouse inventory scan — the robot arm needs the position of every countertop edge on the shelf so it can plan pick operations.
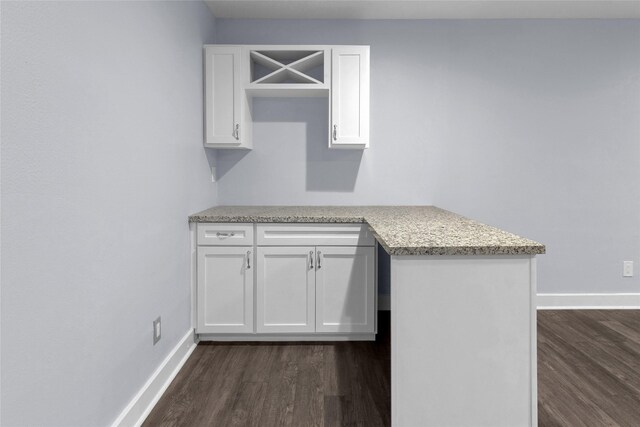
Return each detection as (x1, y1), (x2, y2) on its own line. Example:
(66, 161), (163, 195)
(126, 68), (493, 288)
(382, 245), (546, 256)
(189, 215), (367, 224)
(188, 209), (546, 256)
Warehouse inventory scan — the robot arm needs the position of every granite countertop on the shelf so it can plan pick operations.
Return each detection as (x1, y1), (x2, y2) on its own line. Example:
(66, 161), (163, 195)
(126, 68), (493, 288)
(189, 206), (546, 256)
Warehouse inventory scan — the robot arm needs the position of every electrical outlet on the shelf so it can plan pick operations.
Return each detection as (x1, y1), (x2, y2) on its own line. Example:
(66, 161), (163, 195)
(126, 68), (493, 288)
(623, 261), (633, 277)
(153, 317), (161, 345)
(211, 166), (217, 183)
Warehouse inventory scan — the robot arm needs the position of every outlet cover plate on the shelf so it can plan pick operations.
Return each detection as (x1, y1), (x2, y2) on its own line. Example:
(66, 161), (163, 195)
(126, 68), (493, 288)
(623, 261), (634, 277)
(153, 316), (161, 345)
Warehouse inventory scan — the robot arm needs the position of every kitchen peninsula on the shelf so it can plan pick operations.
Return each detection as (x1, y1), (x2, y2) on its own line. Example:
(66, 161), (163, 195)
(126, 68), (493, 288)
(189, 206), (545, 426)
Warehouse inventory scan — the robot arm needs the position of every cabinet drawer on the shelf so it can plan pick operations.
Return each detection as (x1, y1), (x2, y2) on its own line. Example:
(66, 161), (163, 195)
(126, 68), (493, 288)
(257, 223), (374, 247)
(197, 223), (254, 246)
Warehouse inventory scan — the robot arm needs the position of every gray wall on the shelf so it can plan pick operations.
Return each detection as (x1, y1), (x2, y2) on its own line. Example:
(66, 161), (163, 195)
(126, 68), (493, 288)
(215, 19), (640, 295)
(1, 1), (216, 425)
(2, 9), (639, 425)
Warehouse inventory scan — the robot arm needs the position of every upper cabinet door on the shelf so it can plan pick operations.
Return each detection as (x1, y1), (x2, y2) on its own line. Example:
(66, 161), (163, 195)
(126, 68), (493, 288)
(204, 46), (252, 149)
(330, 46), (370, 149)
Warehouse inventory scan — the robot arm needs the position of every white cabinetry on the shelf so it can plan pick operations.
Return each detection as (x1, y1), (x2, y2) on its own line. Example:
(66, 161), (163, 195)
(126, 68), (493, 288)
(316, 246), (375, 333)
(256, 246), (316, 333)
(196, 224), (254, 333)
(195, 222), (376, 339)
(330, 46), (370, 149)
(246, 48), (329, 97)
(204, 46), (252, 149)
(203, 45), (369, 150)
(256, 224), (375, 335)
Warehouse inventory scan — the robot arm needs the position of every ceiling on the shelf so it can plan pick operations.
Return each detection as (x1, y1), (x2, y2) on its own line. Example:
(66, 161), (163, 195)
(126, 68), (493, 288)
(205, 0), (640, 19)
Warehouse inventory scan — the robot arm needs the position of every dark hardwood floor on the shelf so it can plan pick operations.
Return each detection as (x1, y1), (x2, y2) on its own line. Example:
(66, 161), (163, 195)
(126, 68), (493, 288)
(144, 310), (640, 426)
(144, 312), (391, 427)
(537, 310), (640, 426)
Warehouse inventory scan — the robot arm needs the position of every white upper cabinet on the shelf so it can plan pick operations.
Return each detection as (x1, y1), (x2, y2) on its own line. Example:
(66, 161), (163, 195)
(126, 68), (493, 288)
(203, 44), (369, 150)
(330, 46), (370, 149)
(204, 46), (252, 149)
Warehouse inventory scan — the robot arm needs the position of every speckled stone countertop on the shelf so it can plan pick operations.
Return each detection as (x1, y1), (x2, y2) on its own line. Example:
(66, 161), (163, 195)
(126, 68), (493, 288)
(189, 206), (545, 256)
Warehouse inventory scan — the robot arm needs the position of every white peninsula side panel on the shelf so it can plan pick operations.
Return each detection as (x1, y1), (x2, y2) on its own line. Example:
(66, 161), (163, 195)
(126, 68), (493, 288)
(391, 255), (537, 427)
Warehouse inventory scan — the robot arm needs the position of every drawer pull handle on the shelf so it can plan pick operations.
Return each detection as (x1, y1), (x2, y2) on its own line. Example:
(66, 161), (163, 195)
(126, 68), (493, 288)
(246, 251), (251, 269)
(216, 232), (235, 238)
(309, 251), (314, 270)
(317, 251), (322, 269)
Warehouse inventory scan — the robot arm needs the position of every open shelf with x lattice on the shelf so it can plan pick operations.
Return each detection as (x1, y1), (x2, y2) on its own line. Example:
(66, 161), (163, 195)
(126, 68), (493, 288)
(246, 48), (330, 97)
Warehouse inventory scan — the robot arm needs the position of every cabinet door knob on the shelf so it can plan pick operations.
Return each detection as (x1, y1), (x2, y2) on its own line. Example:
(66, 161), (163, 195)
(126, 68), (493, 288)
(246, 251), (251, 269)
(317, 251), (322, 269)
(332, 124), (337, 141)
(309, 251), (314, 270)
(234, 124), (240, 140)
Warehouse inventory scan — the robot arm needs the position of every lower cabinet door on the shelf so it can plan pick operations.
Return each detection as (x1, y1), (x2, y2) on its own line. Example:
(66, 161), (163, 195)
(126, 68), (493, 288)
(315, 246), (375, 333)
(197, 246), (253, 334)
(257, 246), (316, 333)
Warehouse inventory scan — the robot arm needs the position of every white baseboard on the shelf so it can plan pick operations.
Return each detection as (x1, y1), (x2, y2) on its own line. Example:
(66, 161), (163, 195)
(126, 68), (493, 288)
(537, 293), (640, 309)
(111, 329), (197, 427)
(198, 333), (375, 341)
(382, 293), (640, 310)
(379, 294), (390, 310)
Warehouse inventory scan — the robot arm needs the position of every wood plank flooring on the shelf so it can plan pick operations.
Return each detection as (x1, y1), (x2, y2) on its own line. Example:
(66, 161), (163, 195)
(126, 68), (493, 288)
(537, 310), (640, 426)
(143, 312), (391, 427)
(144, 310), (640, 426)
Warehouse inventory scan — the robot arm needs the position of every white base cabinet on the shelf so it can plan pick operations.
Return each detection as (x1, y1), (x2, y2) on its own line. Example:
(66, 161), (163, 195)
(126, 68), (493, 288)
(195, 223), (376, 339)
(197, 246), (253, 333)
(256, 246), (316, 333)
(256, 245), (375, 334)
(316, 246), (375, 333)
